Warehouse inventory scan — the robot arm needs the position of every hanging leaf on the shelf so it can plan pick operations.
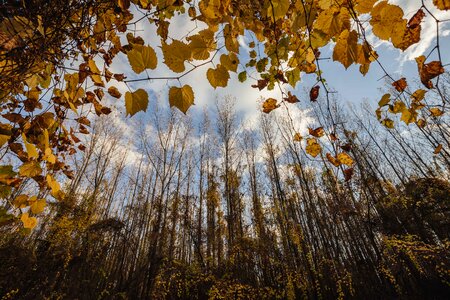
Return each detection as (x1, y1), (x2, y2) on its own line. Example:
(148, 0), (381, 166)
(207, 64), (230, 88)
(392, 78), (407, 92)
(308, 127), (325, 138)
(21, 212), (37, 229)
(169, 85), (195, 114)
(161, 40), (191, 73)
(262, 98), (280, 114)
(305, 138), (322, 158)
(416, 55), (445, 89)
(337, 152), (354, 166)
(127, 44), (157, 74)
(125, 89), (149, 116)
(433, 0), (450, 10)
(310, 86), (320, 102)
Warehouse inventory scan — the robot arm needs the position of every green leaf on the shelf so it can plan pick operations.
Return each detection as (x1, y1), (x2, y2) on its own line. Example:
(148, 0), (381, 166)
(238, 71), (247, 82)
(127, 45), (157, 74)
(125, 89), (149, 116)
(169, 85), (195, 114)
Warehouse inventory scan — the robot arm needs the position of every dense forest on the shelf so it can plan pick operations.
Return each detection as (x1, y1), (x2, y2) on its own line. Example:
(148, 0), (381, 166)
(1, 93), (449, 299)
(1, 0), (450, 299)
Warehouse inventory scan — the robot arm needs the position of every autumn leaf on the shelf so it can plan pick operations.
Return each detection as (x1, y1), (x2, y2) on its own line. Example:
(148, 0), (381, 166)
(378, 93), (390, 107)
(310, 86), (319, 102)
(337, 152), (354, 166)
(88, 59), (105, 87)
(127, 44), (157, 74)
(370, 2), (405, 41)
(161, 40), (191, 73)
(416, 55), (445, 88)
(108, 86), (122, 98)
(343, 168), (354, 181)
(125, 89), (149, 116)
(411, 89), (426, 102)
(333, 30), (358, 69)
(434, 144), (443, 154)
(306, 138), (322, 158)
(207, 64), (230, 88)
(19, 161), (42, 177)
(266, 0), (290, 21)
(326, 153), (340, 167)
(21, 212), (37, 229)
(262, 98), (280, 114)
(29, 196), (46, 214)
(308, 127), (325, 138)
(429, 107), (444, 117)
(392, 78), (407, 92)
(293, 133), (302, 142)
(169, 85), (195, 114)
(433, 0), (450, 10)
(284, 91), (299, 103)
(22, 134), (38, 159)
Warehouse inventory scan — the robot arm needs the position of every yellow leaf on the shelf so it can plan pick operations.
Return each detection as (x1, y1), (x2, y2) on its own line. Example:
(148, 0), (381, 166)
(381, 119), (394, 128)
(188, 35), (211, 60)
(354, 0), (377, 14)
(44, 148), (56, 164)
(127, 44), (157, 74)
(13, 194), (29, 208)
(22, 134), (38, 159)
(400, 108), (417, 124)
(337, 152), (354, 166)
(88, 59), (105, 87)
(333, 29), (358, 69)
(19, 161), (42, 177)
(0, 134), (9, 147)
(161, 40), (191, 73)
(433, 0), (450, 10)
(411, 89), (426, 102)
(429, 107), (444, 117)
(293, 133), (302, 142)
(378, 93), (391, 107)
(207, 64), (230, 88)
(267, 0), (290, 21)
(370, 2), (405, 41)
(262, 98), (280, 114)
(125, 89), (148, 116)
(315, 7), (350, 38)
(220, 53), (239, 72)
(46, 174), (61, 197)
(306, 138), (322, 158)
(169, 85), (195, 114)
(30, 197), (46, 214)
(21, 212), (37, 229)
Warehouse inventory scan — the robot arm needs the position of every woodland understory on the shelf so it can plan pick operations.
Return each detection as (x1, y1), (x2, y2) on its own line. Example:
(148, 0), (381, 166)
(1, 96), (450, 299)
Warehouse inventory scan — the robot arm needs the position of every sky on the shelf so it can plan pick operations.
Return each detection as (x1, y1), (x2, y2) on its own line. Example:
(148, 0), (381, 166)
(101, 0), (450, 161)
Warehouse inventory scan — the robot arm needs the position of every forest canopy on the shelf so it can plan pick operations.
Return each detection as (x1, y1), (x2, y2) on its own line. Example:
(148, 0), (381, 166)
(0, 0), (450, 299)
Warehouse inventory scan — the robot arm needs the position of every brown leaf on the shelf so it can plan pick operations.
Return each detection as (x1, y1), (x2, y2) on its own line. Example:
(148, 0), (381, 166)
(408, 9), (425, 28)
(262, 98), (280, 114)
(284, 91), (299, 103)
(252, 79), (269, 90)
(344, 168), (354, 181)
(416, 55), (445, 88)
(308, 127), (325, 138)
(434, 144), (442, 154)
(310, 86), (320, 102)
(392, 78), (407, 92)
